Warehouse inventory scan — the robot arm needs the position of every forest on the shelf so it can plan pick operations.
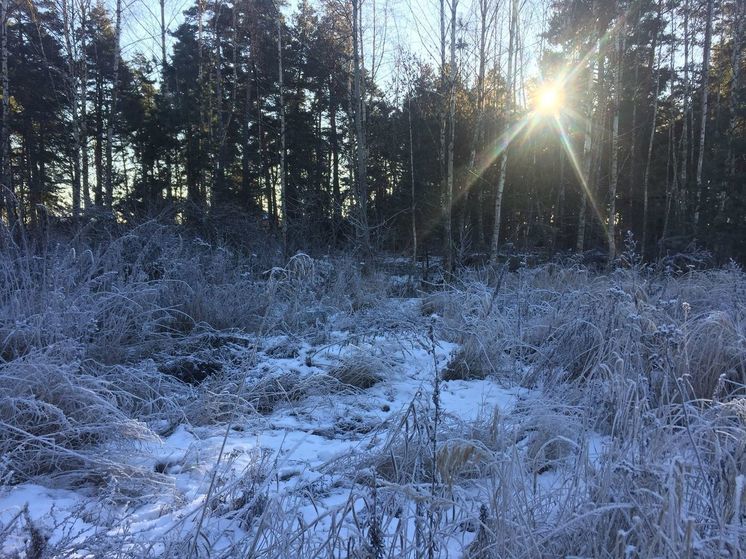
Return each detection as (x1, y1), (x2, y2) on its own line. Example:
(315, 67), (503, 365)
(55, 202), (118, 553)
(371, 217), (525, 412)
(1, 0), (743, 262)
(0, 0), (745, 557)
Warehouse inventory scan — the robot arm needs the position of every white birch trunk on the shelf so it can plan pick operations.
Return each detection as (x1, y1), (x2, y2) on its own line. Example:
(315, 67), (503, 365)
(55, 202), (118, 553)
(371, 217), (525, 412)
(693, 0), (713, 228)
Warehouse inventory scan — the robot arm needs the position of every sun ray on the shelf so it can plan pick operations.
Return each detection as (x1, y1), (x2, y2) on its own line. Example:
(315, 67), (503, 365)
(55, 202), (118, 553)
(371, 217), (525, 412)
(458, 114), (531, 198)
(553, 115), (606, 230)
(418, 114), (533, 246)
(427, 7), (635, 248)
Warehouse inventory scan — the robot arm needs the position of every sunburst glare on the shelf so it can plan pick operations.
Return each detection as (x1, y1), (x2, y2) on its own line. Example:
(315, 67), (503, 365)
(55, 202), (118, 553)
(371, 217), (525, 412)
(534, 83), (565, 115)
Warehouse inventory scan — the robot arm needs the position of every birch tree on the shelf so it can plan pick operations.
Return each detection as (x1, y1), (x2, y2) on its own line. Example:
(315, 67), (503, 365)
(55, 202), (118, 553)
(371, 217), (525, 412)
(80, 0), (90, 209)
(439, 0), (448, 264)
(159, 0), (171, 201)
(444, 0), (457, 271)
(61, 0), (82, 218)
(576, 52), (597, 253)
(662, 27), (680, 249)
(727, 0), (743, 178)
(278, 15), (287, 257)
(0, 0), (10, 223)
(408, 86), (417, 273)
(462, 0), (491, 253)
(679, 0), (690, 208)
(104, 0), (121, 209)
(351, 0), (370, 253)
(607, 12), (625, 265)
(641, 2), (662, 257)
(693, 0), (713, 228)
(491, 0), (517, 263)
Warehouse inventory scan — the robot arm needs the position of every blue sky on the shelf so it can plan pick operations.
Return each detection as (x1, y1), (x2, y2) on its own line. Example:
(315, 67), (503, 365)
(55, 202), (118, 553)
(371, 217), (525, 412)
(116, 0), (548, 99)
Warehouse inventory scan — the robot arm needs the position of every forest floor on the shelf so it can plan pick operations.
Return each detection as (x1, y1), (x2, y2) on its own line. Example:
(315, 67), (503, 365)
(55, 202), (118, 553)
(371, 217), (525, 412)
(0, 228), (744, 558)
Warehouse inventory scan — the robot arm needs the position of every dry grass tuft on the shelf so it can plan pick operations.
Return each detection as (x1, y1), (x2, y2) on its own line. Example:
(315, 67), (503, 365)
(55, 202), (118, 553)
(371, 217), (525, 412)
(0, 343), (183, 483)
(247, 372), (307, 414)
(327, 352), (389, 389)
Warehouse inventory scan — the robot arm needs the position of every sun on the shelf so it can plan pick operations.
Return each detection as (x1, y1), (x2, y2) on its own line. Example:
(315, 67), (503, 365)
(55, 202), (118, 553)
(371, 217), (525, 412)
(534, 83), (565, 115)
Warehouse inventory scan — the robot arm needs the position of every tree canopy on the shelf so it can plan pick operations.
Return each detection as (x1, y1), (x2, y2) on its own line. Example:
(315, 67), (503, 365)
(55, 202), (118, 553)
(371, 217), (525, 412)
(1, 0), (744, 262)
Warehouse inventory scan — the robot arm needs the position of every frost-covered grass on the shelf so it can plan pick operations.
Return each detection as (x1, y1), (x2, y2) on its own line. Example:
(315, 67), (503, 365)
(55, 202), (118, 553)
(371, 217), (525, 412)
(0, 227), (744, 558)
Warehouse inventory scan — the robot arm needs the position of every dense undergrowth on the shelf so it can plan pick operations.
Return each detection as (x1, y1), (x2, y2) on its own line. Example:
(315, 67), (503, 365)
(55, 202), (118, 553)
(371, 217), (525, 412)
(0, 224), (744, 558)
(0, 223), (384, 476)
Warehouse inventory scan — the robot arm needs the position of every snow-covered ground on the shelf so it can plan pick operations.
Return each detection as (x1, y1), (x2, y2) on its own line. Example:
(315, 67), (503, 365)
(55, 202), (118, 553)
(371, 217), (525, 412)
(1, 317), (538, 557)
(1, 240), (744, 557)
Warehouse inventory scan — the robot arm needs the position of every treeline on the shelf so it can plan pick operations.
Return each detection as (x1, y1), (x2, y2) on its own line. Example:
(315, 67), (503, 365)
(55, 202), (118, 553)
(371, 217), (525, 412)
(0, 0), (743, 263)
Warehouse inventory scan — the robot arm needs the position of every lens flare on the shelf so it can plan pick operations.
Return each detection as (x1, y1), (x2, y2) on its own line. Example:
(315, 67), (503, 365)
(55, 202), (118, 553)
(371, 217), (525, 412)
(552, 115), (605, 231)
(535, 84), (564, 115)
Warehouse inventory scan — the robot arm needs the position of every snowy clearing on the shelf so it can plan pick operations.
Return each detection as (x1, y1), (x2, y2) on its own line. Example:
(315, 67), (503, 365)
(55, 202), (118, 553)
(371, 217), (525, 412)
(0, 231), (744, 558)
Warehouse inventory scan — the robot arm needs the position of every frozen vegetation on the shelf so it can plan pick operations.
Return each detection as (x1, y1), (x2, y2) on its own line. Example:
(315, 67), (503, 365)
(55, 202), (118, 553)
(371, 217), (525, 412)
(0, 225), (744, 558)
